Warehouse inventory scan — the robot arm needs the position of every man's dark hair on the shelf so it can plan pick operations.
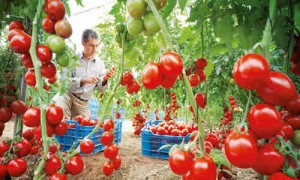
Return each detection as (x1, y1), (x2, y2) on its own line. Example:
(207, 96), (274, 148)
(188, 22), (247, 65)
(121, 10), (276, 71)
(82, 29), (99, 43)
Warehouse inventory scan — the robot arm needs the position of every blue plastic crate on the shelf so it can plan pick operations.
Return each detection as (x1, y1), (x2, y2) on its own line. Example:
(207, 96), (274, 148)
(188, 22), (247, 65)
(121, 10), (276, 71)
(141, 120), (190, 159)
(56, 119), (123, 155)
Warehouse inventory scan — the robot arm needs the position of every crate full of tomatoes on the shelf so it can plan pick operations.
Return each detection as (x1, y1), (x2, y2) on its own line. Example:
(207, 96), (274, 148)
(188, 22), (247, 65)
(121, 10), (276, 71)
(141, 120), (194, 160)
(56, 116), (123, 155)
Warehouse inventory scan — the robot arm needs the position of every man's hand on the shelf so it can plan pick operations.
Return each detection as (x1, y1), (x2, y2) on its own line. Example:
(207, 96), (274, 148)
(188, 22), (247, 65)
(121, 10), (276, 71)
(81, 75), (100, 85)
(103, 67), (116, 80)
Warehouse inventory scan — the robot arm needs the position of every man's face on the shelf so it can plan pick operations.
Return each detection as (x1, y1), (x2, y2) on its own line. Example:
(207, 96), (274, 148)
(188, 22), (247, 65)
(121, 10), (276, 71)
(82, 37), (99, 59)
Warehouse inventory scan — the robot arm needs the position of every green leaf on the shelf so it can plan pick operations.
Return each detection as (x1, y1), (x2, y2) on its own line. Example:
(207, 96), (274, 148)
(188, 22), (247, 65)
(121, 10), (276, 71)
(178, 0), (187, 11)
(210, 148), (231, 168)
(179, 27), (193, 44)
(210, 44), (228, 55)
(75, 0), (84, 6)
(204, 58), (214, 78)
(161, 0), (177, 18)
(109, 3), (122, 16)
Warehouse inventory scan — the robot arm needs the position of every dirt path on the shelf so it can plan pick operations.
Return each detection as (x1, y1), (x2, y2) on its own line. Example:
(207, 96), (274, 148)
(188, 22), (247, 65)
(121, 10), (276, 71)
(2, 120), (259, 180)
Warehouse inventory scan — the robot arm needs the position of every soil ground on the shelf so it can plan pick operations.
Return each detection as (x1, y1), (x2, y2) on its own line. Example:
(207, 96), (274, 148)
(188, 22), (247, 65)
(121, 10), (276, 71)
(2, 120), (259, 180)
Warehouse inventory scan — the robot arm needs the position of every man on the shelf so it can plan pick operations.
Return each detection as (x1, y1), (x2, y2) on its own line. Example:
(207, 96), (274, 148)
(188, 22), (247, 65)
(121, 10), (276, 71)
(54, 29), (115, 119)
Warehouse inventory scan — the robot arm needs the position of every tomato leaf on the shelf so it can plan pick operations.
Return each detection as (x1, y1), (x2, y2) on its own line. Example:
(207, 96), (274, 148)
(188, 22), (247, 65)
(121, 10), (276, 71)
(161, 0), (176, 18)
(179, 27), (193, 45)
(210, 148), (231, 168)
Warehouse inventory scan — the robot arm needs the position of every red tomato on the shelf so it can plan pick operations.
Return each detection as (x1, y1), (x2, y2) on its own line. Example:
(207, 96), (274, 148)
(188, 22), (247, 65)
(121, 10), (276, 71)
(103, 119), (115, 132)
(47, 0), (66, 21)
(45, 155), (61, 175)
(46, 104), (63, 126)
(65, 156), (84, 175)
(195, 93), (206, 108)
(42, 14), (56, 34)
(0, 164), (7, 179)
(30, 146), (39, 155)
(0, 140), (10, 156)
(13, 139), (31, 157)
(205, 133), (221, 149)
(247, 103), (283, 139)
(233, 53), (270, 90)
(20, 53), (34, 68)
(257, 71), (297, 106)
(195, 58), (208, 69)
(49, 143), (58, 154)
(0, 107), (13, 123)
(22, 129), (34, 140)
(35, 125), (54, 138)
(22, 107), (41, 127)
(160, 74), (177, 89)
(9, 20), (25, 31)
(10, 33), (32, 54)
(53, 121), (68, 136)
(284, 115), (300, 130)
(286, 94), (300, 115)
(160, 51), (183, 76)
(112, 156), (121, 169)
(41, 62), (57, 79)
(190, 155), (216, 180)
(168, 149), (191, 175)
(224, 131), (258, 168)
(49, 173), (68, 180)
(48, 75), (58, 84)
(182, 171), (192, 180)
(281, 123), (294, 139)
(10, 100), (28, 115)
(36, 45), (53, 63)
(102, 161), (114, 176)
(268, 172), (297, 180)
(252, 143), (284, 175)
(101, 131), (114, 146)
(103, 144), (118, 159)
(7, 28), (25, 41)
(141, 62), (162, 89)
(7, 158), (27, 177)
(24, 70), (36, 87)
(122, 71), (134, 85)
(80, 139), (95, 154)
(189, 74), (200, 87)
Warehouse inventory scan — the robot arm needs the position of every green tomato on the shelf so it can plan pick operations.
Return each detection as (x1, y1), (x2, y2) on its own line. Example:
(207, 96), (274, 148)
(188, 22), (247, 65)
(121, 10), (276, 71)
(143, 29), (155, 36)
(127, 0), (147, 19)
(127, 18), (144, 36)
(143, 11), (160, 34)
(292, 130), (300, 146)
(46, 35), (65, 54)
(56, 52), (69, 67)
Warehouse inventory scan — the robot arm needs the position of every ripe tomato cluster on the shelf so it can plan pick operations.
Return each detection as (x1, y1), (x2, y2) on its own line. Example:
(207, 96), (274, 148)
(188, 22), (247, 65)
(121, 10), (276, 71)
(222, 53), (300, 179)
(120, 71), (141, 94)
(290, 36), (300, 75)
(147, 120), (196, 136)
(132, 112), (147, 136)
(100, 119), (121, 176)
(74, 115), (98, 126)
(142, 51), (183, 89)
(0, 84), (28, 136)
(185, 57), (208, 87)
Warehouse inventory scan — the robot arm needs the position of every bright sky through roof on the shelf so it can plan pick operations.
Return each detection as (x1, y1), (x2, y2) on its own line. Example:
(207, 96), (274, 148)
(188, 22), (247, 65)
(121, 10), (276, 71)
(68, 0), (113, 50)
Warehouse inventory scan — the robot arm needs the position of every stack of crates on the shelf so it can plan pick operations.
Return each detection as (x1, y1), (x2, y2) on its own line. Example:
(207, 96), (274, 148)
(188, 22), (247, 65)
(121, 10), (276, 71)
(141, 120), (190, 159)
(56, 119), (123, 155)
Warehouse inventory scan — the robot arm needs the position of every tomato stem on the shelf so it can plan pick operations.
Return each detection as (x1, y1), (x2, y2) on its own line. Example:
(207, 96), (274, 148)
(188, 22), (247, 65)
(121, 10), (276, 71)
(240, 90), (252, 125)
(29, 0), (48, 179)
(146, 0), (173, 50)
(182, 72), (206, 154)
